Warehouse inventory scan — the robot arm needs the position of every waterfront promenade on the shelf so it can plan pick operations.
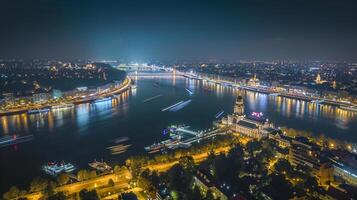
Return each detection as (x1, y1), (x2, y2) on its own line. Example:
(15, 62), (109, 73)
(0, 77), (132, 116)
(182, 73), (357, 108)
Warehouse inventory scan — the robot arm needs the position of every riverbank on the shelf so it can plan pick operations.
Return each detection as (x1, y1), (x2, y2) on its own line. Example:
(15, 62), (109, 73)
(0, 77), (132, 116)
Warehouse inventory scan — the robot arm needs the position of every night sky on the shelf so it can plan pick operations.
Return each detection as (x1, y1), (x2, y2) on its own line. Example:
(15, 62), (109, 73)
(1, 0), (357, 61)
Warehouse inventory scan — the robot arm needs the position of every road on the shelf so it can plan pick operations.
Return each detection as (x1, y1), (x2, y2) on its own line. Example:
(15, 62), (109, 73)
(22, 170), (132, 200)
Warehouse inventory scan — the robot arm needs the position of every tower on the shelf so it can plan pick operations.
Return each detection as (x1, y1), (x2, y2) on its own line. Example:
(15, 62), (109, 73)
(332, 81), (336, 89)
(315, 73), (321, 84)
(234, 91), (245, 116)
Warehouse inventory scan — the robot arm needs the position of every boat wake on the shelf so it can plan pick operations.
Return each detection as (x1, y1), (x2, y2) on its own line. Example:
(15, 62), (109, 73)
(162, 99), (192, 112)
(142, 94), (163, 103)
(0, 134), (34, 148)
(215, 110), (224, 118)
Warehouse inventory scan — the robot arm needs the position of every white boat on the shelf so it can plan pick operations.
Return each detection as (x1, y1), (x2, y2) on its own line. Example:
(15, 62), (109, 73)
(42, 161), (75, 175)
(185, 88), (194, 95)
(0, 135), (33, 147)
(88, 160), (112, 171)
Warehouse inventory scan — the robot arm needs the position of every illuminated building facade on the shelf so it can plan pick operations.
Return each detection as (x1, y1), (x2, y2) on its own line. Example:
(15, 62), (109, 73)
(222, 92), (273, 140)
(32, 93), (51, 103)
(289, 136), (324, 174)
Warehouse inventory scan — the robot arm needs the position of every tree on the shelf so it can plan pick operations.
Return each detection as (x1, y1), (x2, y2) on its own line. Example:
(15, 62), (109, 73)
(119, 192), (138, 200)
(246, 140), (262, 155)
(77, 170), (89, 181)
(166, 164), (192, 194)
(108, 179), (115, 187)
(57, 173), (70, 185)
(89, 170), (97, 179)
(266, 174), (294, 200)
(205, 189), (216, 200)
(43, 181), (57, 198)
(274, 159), (293, 175)
(178, 156), (195, 172)
(304, 176), (319, 193)
(79, 189), (99, 200)
(228, 144), (244, 159)
(47, 192), (67, 200)
(188, 186), (203, 200)
(29, 177), (48, 192)
(3, 186), (20, 200)
(114, 165), (121, 174)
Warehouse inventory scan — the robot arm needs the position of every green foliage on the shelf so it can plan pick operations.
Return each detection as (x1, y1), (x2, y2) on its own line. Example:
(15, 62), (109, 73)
(29, 177), (48, 193)
(246, 140), (262, 154)
(77, 170), (96, 181)
(114, 165), (121, 174)
(56, 173), (70, 186)
(119, 192), (138, 200)
(43, 181), (57, 197)
(3, 186), (20, 200)
(46, 192), (67, 200)
(188, 186), (203, 200)
(79, 189), (99, 200)
(178, 156), (195, 172)
(265, 174), (294, 199)
(274, 158), (293, 174)
(166, 164), (193, 194)
(205, 189), (217, 200)
(108, 179), (115, 187)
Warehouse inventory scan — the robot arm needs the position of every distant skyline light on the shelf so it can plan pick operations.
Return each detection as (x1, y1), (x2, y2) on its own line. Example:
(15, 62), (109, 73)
(1, 0), (357, 61)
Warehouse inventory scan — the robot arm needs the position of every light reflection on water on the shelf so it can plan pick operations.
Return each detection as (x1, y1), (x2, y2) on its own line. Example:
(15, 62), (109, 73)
(0, 77), (356, 139)
(200, 80), (356, 132)
(0, 90), (131, 136)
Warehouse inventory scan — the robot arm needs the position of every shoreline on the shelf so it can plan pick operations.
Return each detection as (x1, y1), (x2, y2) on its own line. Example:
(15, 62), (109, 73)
(0, 77), (132, 116)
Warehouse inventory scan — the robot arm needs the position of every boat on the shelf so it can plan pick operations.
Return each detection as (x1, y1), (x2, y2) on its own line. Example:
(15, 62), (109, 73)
(185, 88), (194, 95)
(153, 82), (160, 88)
(88, 160), (112, 171)
(51, 103), (75, 110)
(27, 108), (50, 114)
(142, 94), (163, 103)
(168, 99), (192, 112)
(339, 105), (357, 112)
(131, 85), (137, 89)
(42, 161), (75, 175)
(63, 163), (75, 172)
(112, 136), (129, 144)
(107, 144), (131, 150)
(93, 97), (112, 103)
(215, 110), (224, 119)
(144, 143), (165, 152)
(144, 138), (181, 152)
(0, 134), (34, 147)
(161, 101), (184, 111)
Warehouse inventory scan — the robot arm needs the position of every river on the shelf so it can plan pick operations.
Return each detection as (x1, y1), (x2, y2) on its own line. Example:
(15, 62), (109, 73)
(0, 74), (356, 193)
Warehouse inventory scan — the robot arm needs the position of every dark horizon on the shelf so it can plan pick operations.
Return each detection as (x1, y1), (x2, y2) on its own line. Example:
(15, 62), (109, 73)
(1, 0), (357, 61)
